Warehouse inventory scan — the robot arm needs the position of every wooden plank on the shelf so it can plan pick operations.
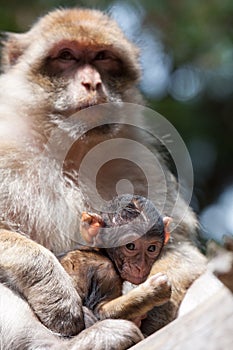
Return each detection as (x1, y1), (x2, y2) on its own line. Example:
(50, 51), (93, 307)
(131, 274), (233, 350)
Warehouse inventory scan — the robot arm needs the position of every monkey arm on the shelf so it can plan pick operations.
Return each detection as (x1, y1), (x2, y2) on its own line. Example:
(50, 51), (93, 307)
(96, 273), (171, 321)
(0, 283), (143, 350)
(0, 229), (84, 336)
(149, 240), (207, 307)
(140, 239), (207, 335)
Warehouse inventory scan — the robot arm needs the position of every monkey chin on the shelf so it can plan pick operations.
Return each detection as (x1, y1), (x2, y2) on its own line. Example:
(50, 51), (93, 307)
(55, 95), (109, 118)
(58, 103), (97, 118)
(75, 101), (102, 113)
(125, 275), (148, 285)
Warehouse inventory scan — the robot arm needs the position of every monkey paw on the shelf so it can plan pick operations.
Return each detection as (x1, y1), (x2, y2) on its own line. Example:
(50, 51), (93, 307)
(80, 212), (104, 244)
(143, 273), (172, 305)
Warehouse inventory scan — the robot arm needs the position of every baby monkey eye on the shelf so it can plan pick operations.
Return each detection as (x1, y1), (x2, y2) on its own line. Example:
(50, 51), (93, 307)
(58, 50), (75, 61)
(147, 245), (157, 252)
(126, 243), (136, 251)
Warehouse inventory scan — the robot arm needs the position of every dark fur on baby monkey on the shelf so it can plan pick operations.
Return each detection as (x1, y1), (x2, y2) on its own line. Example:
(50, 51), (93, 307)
(59, 195), (172, 328)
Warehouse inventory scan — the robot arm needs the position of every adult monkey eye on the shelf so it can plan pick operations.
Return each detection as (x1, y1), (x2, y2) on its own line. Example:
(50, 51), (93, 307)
(95, 51), (108, 61)
(125, 243), (136, 251)
(147, 245), (157, 252)
(58, 50), (75, 61)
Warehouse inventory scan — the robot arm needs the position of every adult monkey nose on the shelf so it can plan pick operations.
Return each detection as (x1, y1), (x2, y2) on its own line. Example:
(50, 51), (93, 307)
(79, 65), (102, 91)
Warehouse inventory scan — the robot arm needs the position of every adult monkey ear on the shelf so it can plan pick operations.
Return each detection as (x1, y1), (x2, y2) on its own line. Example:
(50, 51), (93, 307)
(163, 217), (172, 245)
(0, 32), (30, 72)
(80, 212), (105, 244)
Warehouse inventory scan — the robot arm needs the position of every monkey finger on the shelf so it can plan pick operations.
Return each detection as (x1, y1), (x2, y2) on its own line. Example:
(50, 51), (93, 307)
(81, 212), (104, 228)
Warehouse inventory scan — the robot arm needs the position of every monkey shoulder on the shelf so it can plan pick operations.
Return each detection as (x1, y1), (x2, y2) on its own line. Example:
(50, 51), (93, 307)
(86, 250), (122, 295)
(59, 248), (122, 305)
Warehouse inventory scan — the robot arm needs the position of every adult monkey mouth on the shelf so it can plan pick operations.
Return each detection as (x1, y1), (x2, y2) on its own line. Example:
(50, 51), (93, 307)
(66, 98), (109, 117)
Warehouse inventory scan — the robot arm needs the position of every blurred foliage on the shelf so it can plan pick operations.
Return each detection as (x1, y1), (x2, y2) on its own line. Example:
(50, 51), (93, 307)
(0, 0), (232, 240)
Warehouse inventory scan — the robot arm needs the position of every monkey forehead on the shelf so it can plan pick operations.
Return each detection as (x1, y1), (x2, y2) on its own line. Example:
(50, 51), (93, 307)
(33, 8), (140, 60)
(105, 222), (159, 238)
(97, 221), (164, 248)
(103, 194), (163, 225)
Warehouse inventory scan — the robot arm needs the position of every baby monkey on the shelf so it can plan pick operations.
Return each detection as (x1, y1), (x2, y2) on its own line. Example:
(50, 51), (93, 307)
(60, 195), (171, 327)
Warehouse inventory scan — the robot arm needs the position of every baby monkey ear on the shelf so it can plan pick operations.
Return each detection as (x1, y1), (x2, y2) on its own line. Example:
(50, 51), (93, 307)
(162, 217), (172, 245)
(80, 212), (105, 244)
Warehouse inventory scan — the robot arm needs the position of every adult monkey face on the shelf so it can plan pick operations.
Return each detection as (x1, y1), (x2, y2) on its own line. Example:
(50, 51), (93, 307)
(2, 8), (142, 119)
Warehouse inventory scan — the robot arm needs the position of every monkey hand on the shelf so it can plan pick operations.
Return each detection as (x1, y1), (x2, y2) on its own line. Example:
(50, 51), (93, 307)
(80, 212), (105, 245)
(140, 272), (172, 306)
(98, 272), (171, 321)
(0, 230), (84, 336)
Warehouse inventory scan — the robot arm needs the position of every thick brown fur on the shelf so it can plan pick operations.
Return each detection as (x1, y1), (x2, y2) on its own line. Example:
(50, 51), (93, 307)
(0, 7), (206, 348)
(60, 248), (171, 325)
(0, 283), (143, 350)
(59, 196), (172, 327)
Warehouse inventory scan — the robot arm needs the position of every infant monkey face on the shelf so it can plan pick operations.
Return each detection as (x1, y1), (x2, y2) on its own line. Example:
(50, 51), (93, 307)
(110, 235), (166, 285)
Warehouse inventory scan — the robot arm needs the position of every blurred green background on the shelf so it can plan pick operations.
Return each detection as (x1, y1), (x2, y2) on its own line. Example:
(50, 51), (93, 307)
(0, 0), (232, 242)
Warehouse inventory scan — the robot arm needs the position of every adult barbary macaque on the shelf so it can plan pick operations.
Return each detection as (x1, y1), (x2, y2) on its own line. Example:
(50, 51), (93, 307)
(0, 6), (206, 348)
(0, 7), (145, 349)
(60, 195), (172, 327)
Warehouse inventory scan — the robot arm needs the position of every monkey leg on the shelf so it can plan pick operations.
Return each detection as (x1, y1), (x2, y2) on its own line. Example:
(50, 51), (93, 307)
(0, 229), (84, 336)
(0, 283), (143, 350)
(69, 319), (144, 350)
(0, 282), (67, 349)
(140, 240), (207, 335)
(97, 272), (171, 321)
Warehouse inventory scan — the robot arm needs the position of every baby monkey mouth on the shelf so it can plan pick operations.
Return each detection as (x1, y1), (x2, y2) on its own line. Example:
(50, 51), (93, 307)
(127, 275), (148, 285)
